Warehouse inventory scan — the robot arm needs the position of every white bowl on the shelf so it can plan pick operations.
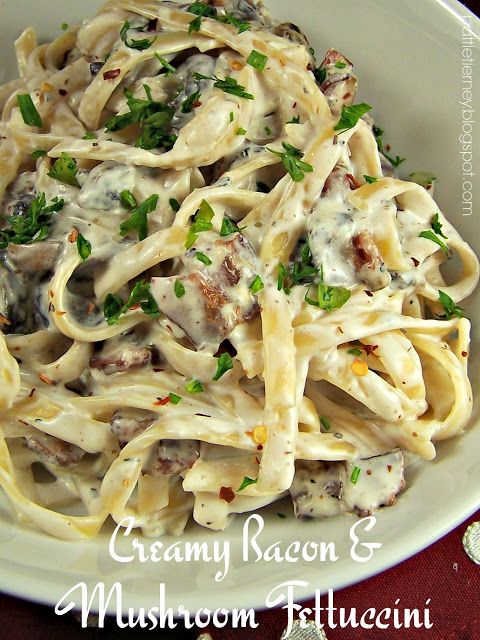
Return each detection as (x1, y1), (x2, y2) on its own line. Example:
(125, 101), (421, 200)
(0, 0), (478, 614)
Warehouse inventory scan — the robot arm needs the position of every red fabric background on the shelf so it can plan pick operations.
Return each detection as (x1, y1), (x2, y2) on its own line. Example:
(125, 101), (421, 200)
(0, 509), (478, 639)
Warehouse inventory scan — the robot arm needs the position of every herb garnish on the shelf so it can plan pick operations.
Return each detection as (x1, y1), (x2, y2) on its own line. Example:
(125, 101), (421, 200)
(236, 127), (246, 136)
(418, 230), (449, 256)
(373, 125), (406, 168)
(120, 194), (158, 241)
(103, 280), (160, 325)
(213, 352), (234, 381)
(347, 348), (362, 357)
(155, 54), (176, 75)
(0, 193), (64, 249)
(410, 171), (436, 188)
(220, 216), (241, 237)
(267, 143), (313, 182)
(216, 13), (250, 33)
(320, 417), (331, 431)
(246, 49), (268, 72)
(120, 190), (137, 211)
(334, 103), (372, 134)
(47, 153), (80, 187)
(193, 72), (254, 100)
(431, 213), (447, 238)
(181, 91), (201, 113)
(350, 466), (361, 484)
(187, 1), (217, 33)
(287, 116), (300, 124)
(249, 275), (264, 294)
(437, 290), (464, 320)
(76, 234), (91, 261)
(185, 378), (205, 393)
(168, 393), (182, 404)
(120, 21), (156, 50)
(363, 175), (378, 184)
(314, 67), (327, 84)
(185, 199), (215, 249)
(104, 85), (175, 151)
(237, 476), (257, 492)
(17, 94), (43, 127)
(32, 149), (47, 159)
(196, 251), (212, 265)
(174, 279), (186, 298)
(305, 267), (351, 311)
(169, 198), (181, 212)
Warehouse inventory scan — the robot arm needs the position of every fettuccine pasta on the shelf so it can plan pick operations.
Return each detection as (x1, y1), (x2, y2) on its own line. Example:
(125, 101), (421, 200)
(0, 0), (478, 540)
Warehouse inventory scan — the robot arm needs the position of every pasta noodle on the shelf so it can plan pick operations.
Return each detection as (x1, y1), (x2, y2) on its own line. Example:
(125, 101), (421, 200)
(0, 0), (478, 540)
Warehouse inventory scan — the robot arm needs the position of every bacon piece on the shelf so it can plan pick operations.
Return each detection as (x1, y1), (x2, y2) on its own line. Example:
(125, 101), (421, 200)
(316, 49), (358, 117)
(110, 408), (156, 446)
(90, 345), (151, 375)
(143, 440), (200, 477)
(351, 231), (391, 291)
(25, 433), (84, 467)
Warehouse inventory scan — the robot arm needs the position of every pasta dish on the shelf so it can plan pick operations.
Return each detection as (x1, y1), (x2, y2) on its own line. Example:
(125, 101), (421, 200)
(0, 0), (478, 540)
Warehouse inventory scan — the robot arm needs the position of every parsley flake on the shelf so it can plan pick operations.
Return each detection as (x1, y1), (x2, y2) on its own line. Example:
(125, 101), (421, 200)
(168, 393), (182, 405)
(120, 194), (158, 241)
(249, 275), (264, 294)
(193, 72), (254, 100)
(334, 103), (372, 134)
(182, 91), (201, 113)
(0, 193), (64, 249)
(120, 21), (156, 50)
(213, 352), (233, 381)
(185, 378), (205, 393)
(431, 213), (447, 239)
(47, 153), (80, 187)
(267, 143), (313, 182)
(196, 251), (212, 265)
(174, 279), (185, 298)
(350, 466), (361, 484)
(419, 230), (449, 256)
(237, 476), (257, 492)
(437, 290), (464, 320)
(363, 175), (378, 184)
(169, 198), (181, 212)
(246, 49), (268, 72)
(103, 280), (160, 325)
(220, 216), (240, 237)
(17, 94), (43, 127)
(76, 234), (91, 261)
(155, 54), (176, 75)
(320, 417), (331, 431)
(185, 199), (214, 249)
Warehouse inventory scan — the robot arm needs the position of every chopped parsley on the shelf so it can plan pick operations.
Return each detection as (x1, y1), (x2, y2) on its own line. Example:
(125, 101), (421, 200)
(267, 143), (313, 182)
(82, 132), (96, 140)
(410, 171), (436, 188)
(220, 216), (241, 237)
(418, 230), (449, 256)
(155, 54), (176, 75)
(0, 193), (64, 249)
(246, 49), (268, 72)
(305, 267), (351, 311)
(277, 512), (287, 519)
(236, 127), (246, 136)
(187, 1), (217, 33)
(120, 194), (158, 241)
(61, 22), (69, 31)
(185, 378), (205, 393)
(185, 199), (214, 249)
(104, 85), (175, 151)
(437, 290), (464, 320)
(314, 66), (327, 84)
(31, 149), (47, 159)
(249, 275), (264, 294)
(196, 251), (212, 265)
(17, 94), (43, 127)
(216, 13), (250, 33)
(335, 60), (347, 68)
(373, 125), (406, 168)
(212, 352), (234, 381)
(168, 393), (182, 404)
(264, 125), (272, 136)
(193, 72), (254, 100)
(277, 243), (318, 294)
(277, 263), (290, 294)
(120, 190), (137, 211)
(363, 175), (378, 184)
(47, 153), (80, 187)
(181, 91), (201, 113)
(174, 279), (185, 298)
(320, 417), (331, 431)
(237, 476), (257, 492)
(103, 280), (160, 325)
(350, 466), (361, 484)
(120, 21), (156, 50)
(334, 103), (372, 134)
(347, 348), (362, 357)
(169, 198), (181, 213)
(287, 116), (300, 124)
(431, 213), (447, 239)
(76, 234), (91, 261)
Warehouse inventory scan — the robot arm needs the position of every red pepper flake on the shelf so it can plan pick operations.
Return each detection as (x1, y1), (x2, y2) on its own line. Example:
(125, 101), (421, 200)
(387, 464), (392, 473)
(257, 444), (263, 451)
(68, 228), (79, 243)
(364, 290), (374, 297)
(39, 372), (54, 385)
(153, 368), (164, 373)
(193, 100), (202, 108)
(362, 344), (379, 356)
(255, 456), (261, 465)
(0, 313), (11, 326)
(461, 351), (468, 357)
(86, 302), (96, 315)
(153, 396), (170, 406)
(219, 486), (235, 503)
(58, 89), (68, 96)
(48, 290), (54, 298)
(346, 173), (362, 190)
(343, 92), (351, 100)
(366, 469), (372, 476)
(28, 388), (37, 398)
(103, 68), (121, 81)
(412, 432), (418, 438)
(411, 257), (420, 267)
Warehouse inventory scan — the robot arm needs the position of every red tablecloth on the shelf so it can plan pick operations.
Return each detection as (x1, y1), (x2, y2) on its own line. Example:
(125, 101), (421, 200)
(0, 509), (478, 639)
